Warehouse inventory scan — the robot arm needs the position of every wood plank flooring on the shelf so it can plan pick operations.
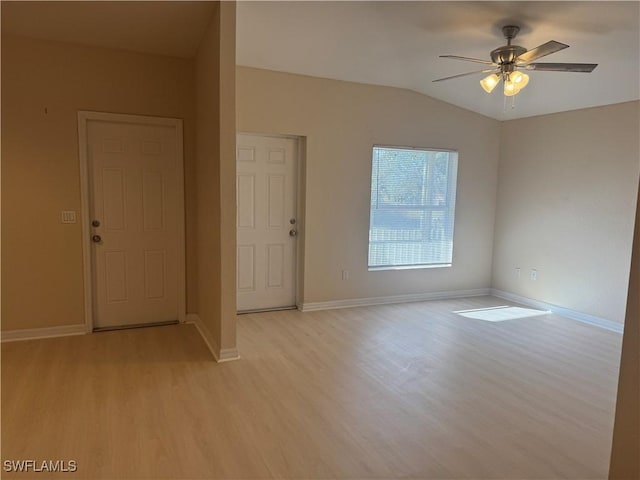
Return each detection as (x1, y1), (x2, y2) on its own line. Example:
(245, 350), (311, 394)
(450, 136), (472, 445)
(1, 296), (622, 479)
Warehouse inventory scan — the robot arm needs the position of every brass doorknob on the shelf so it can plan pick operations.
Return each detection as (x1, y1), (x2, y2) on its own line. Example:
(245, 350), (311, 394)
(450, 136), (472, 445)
(92, 235), (102, 243)
(289, 229), (297, 237)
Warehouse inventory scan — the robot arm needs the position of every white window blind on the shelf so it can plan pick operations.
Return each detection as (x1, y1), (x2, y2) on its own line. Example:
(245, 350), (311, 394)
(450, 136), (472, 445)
(368, 146), (458, 269)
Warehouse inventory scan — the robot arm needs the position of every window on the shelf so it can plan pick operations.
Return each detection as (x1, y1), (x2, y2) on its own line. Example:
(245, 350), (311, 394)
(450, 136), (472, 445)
(368, 146), (458, 270)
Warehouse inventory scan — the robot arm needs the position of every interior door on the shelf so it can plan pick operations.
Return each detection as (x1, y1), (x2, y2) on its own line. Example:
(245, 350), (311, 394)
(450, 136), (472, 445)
(87, 118), (182, 329)
(236, 134), (298, 312)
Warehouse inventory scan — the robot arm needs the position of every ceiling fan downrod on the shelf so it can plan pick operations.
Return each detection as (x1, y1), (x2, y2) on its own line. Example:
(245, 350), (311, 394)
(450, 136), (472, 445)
(502, 25), (520, 45)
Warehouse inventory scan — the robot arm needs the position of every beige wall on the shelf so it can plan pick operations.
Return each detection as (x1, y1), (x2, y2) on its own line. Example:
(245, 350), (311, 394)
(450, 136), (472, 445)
(609, 180), (640, 478)
(218, 2), (237, 352)
(492, 102), (640, 323)
(237, 67), (501, 304)
(1, 35), (197, 331)
(195, 2), (236, 357)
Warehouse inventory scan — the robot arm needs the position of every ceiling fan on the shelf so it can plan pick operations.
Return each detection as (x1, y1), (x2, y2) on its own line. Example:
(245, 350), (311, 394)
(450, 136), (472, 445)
(433, 25), (598, 97)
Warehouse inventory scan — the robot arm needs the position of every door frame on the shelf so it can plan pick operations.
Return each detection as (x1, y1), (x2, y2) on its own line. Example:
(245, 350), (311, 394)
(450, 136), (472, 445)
(236, 132), (306, 311)
(78, 111), (186, 332)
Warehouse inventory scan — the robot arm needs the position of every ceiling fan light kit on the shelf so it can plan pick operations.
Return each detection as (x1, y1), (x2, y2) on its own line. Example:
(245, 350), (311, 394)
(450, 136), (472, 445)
(481, 70), (530, 96)
(435, 25), (598, 99)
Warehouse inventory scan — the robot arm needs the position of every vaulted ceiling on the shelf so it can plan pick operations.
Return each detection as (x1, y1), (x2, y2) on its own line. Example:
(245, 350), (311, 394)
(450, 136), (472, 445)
(236, 1), (640, 120)
(3, 1), (638, 120)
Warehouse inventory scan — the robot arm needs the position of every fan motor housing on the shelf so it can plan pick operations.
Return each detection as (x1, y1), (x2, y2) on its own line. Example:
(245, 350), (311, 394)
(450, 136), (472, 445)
(490, 45), (527, 64)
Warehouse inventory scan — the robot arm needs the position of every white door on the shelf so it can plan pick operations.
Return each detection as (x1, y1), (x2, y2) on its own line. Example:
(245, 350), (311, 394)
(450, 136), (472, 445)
(236, 134), (298, 312)
(86, 116), (183, 329)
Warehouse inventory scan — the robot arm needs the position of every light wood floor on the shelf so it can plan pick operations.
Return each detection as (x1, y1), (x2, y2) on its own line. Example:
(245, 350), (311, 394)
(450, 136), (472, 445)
(2, 296), (622, 479)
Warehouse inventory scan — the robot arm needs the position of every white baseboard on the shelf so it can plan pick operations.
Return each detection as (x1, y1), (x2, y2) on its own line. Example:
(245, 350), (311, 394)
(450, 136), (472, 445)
(185, 314), (240, 362)
(490, 289), (624, 334)
(1, 324), (87, 342)
(300, 288), (491, 312)
(217, 348), (241, 362)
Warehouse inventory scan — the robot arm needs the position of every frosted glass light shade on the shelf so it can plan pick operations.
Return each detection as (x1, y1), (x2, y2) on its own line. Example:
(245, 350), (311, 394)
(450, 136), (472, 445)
(503, 78), (520, 96)
(511, 71), (530, 89)
(480, 74), (500, 93)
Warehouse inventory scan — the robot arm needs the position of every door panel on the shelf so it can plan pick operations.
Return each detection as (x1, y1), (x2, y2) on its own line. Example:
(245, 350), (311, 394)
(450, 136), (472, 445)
(104, 251), (128, 302)
(237, 174), (256, 228)
(144, 250), (166, 299)
(267, 175), (285, 228)
(266, 243), (285, 289)
(142, 172), (165, 231)
(88, 120), (181, 329)
(237, 245), (256, 292)
(236, 134), (297, 311)
(102, 168), (126, 230)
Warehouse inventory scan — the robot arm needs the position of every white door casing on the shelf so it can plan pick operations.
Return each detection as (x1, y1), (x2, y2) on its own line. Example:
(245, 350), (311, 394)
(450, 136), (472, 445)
(236, 134), (298, 312)
(78, 112), (185, 330)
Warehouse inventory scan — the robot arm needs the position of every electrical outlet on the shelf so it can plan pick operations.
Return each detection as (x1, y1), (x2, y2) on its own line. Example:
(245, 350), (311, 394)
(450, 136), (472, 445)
(515, 267), (521, 278)
(530, 269), (537, 281)
(342, 270), (349, 281)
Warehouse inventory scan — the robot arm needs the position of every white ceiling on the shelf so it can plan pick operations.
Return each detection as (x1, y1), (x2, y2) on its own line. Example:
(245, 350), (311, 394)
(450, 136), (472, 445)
(237, 1), (640, 120)
(2, 1), (638, 120)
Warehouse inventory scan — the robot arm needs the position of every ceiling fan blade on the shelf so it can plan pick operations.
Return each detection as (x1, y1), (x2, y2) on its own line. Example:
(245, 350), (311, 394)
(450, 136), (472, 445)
(526, 62), (598, 73)
(433, 68), (499, 82)
(516, 40), (569, 64)
(440, 55), (497, 66)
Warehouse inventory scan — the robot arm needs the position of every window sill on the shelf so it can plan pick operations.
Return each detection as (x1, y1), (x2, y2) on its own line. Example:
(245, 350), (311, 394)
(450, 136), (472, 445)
(368, 264), (452, 272)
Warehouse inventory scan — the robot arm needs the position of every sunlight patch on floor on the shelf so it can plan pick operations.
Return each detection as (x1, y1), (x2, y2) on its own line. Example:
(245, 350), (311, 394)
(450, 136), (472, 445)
(454, 305), (551, 322)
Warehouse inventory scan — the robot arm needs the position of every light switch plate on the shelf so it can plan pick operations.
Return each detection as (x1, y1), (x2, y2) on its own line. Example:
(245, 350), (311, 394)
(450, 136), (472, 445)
(61, 210), (77, 224)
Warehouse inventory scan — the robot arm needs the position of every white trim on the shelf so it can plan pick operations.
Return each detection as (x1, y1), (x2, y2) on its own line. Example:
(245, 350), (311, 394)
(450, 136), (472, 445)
(1, 324), (86, 342)
(185, 314), (217, 358)
(175, 121), (186, 324)
(300, 288), (490, 312)
(185, 314), (240, 363)
(78, 111), (182, 127)
(294, 136), (306, 312)
(373, 144), (458, 154)
(217, 348), (241, 363)
(78, 112), (92, 333)
(369, 263), (452, 271)
(490, 289), (624, 334)
(77, 111), (186, 331)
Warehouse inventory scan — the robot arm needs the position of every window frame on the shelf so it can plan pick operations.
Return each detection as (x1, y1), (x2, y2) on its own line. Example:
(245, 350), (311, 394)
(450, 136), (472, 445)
(367, 144), (459, 271)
